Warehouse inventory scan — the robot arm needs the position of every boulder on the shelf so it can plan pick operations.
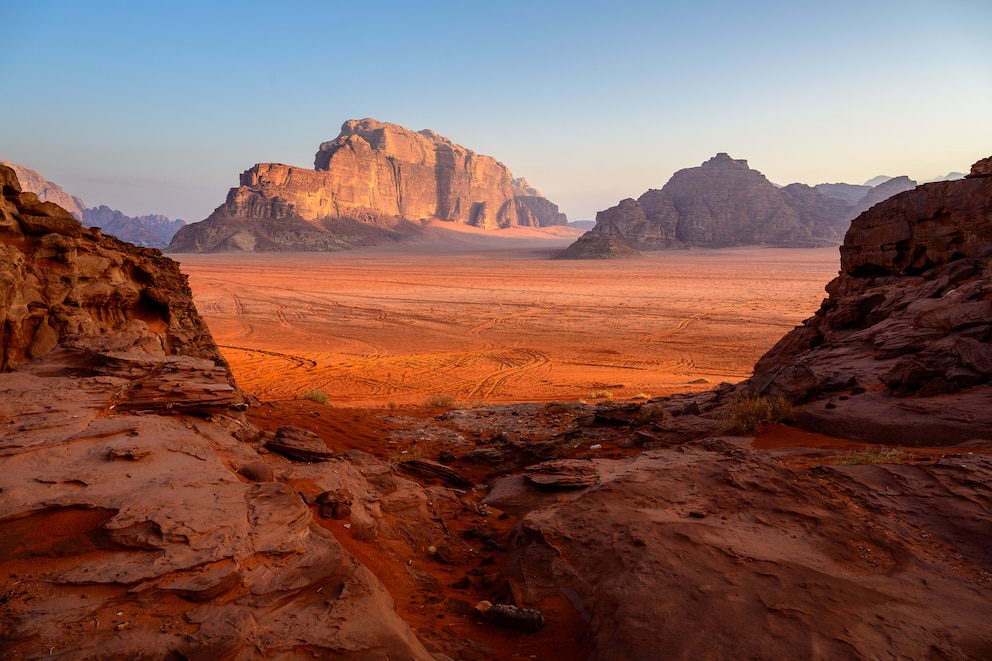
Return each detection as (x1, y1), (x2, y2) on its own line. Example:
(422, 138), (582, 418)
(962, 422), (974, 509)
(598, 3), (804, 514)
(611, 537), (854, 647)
(266, 425), (335, 461)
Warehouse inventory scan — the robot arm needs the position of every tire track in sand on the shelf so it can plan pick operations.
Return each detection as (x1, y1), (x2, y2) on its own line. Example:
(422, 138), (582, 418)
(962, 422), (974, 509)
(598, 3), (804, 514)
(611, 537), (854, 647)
(218, 345), (317, 370)
(462, 348), (550, 400)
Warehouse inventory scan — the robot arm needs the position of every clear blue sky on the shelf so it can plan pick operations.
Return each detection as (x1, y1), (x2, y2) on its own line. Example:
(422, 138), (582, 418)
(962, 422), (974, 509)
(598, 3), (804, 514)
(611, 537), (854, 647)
(2, 0), (990, 222)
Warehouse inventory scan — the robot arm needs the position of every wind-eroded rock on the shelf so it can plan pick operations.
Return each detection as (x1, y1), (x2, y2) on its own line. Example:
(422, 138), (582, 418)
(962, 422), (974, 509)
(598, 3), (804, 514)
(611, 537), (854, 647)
(0, 158), (86, 220)
(169, 118), (567, 252)
(0, 166), (222, 372)
(0, 165), (435, 659)
(1, 159), (185, 247)
(748, 156), (992, 443)
(485, 441), (992, 660)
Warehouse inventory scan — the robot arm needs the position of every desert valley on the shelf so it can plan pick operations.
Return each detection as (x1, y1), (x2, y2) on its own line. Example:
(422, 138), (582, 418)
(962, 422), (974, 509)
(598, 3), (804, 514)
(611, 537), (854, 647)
(1, 111), (991, 661)
(177, 237), (839, 407)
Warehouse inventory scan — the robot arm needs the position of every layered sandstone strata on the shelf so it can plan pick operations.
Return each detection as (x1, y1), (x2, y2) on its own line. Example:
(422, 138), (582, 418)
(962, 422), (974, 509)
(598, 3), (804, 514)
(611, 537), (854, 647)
(0, 165), (436, 658)
(169, 118), (567, 252)
(0, 166), (220, 371)
(0, 158), (86, 220)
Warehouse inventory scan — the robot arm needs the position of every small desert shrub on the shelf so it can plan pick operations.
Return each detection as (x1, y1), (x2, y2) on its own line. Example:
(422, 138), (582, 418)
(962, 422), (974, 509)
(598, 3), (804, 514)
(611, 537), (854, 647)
(558, 434), (595, 453)
(719, 394), (792, 435)
(589, 390), (613, 400)
(835, 447), (911, 465)
(387, 401), (398, 410)
(424, 393), (456, 407)
(303, 389), (329, 405)
(631, 392), (651, 400)
(544, 402), (572, 414)
(979, 257), (992, 276)
(388, 445), (427, 465)
(633, 405), (666, 426)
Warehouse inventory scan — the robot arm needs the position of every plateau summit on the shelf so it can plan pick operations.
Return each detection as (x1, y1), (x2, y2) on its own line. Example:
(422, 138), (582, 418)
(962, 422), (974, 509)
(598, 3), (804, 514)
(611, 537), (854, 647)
(168, 119), (568, 253)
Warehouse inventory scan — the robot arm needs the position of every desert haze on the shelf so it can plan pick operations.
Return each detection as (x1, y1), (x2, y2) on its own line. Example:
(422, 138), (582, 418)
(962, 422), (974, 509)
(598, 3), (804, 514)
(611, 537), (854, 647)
(177, 224), (840, 405)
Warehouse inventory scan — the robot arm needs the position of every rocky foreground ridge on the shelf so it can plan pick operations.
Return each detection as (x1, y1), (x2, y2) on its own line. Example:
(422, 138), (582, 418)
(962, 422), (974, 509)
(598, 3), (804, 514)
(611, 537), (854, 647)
(168, 119), (567, 253)
(748, 155), (992, 443)
(0, 159), (185, 249)
(556, 153), (917, 258)
(2, 159), (991, 660)
(0, 165), (435, 659)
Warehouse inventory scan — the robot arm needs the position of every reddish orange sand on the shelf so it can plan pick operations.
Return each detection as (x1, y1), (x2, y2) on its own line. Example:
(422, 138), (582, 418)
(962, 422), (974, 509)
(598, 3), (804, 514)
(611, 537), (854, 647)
(177, 236), (840, 406)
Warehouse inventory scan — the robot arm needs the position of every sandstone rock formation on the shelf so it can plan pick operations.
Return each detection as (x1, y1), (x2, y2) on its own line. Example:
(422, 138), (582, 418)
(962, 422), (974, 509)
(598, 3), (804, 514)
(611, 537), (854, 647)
(485, 441), (992, 660)
(0, 158), (86, 219)
(469, 156), (992, 660)
(1, 158), (185, 248)
(169, 118), (567, 252)
(0, 165), (436, 659)
(748, 156), (992, 443)
(5, 155), (991, 660)
(0, 167), (219, 371)
(850, 174), (917, 216)
(557, 153), (917, 258)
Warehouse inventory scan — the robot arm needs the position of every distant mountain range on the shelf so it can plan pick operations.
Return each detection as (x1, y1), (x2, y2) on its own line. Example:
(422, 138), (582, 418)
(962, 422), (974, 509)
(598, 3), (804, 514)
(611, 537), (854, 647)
(556, 154), (922, 259)
(0, 159), (184, 248)
(4, 146), (962, 256)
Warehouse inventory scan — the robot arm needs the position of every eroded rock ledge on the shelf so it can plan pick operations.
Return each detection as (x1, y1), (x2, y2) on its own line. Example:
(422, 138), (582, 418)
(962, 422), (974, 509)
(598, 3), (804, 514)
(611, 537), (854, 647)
(0, 165), (435, 659)
(748, 156), (992, 443)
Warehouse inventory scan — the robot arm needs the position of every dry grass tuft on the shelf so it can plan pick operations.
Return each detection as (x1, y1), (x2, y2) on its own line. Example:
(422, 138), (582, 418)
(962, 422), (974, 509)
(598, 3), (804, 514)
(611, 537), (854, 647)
(303, 389), (329, 405)
(834, 447), (912, 465)
(719, 393), (792, 435)
(633, 405), (666, 426)
(424, 393), (456, 407)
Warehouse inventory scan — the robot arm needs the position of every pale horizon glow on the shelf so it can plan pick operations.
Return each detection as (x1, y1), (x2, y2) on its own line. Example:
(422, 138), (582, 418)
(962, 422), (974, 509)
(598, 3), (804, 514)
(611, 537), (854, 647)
(1, 1), (989, 223)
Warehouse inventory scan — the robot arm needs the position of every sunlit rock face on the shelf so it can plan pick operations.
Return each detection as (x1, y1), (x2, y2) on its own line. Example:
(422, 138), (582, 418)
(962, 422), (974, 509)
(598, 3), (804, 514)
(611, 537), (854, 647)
(748, 155), (992, 443)
(169, 118), (567, 252)
(0, 165), (222, 371)
(0, 158), (87, 220)
(0, 164), (437, 659)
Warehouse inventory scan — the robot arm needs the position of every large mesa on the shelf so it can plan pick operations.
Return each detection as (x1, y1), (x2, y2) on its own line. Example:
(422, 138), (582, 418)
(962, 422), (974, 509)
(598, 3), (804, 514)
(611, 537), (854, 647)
(168, 118), (567, 253)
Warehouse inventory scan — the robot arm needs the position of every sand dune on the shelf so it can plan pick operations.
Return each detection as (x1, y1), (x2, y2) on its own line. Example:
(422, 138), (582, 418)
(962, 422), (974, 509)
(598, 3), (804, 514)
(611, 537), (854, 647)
(177, 242), (840, 406)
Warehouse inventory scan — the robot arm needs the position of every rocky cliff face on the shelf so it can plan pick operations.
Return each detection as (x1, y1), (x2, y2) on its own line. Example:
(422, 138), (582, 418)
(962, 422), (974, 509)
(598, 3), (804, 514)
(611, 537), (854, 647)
(557, 153), (918, 258)
(0, 158), (86, 220)
(170, 118), (567, 252)
(850, 174), (917, 217)
(0, 164), (437, 659)
(748, 155), (992, 443)
(0, 166), (219, 371)
(1, 159), (185, 248)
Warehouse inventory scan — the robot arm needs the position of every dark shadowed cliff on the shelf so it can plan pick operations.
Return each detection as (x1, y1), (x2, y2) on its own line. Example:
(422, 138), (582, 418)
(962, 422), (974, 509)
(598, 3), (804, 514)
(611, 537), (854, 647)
(557, 153), (917, 258)
(748, 155), (992, 443)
